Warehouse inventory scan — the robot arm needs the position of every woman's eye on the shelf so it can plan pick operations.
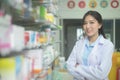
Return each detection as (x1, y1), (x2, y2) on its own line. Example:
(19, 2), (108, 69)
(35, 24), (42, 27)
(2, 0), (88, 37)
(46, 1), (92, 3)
(89, 22), (94, 24)
(83, 21), (95, 25)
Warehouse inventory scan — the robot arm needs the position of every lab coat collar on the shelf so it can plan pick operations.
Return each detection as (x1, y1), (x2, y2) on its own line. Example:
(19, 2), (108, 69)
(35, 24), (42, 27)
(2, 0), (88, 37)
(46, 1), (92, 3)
(85, 35), (105, 46)
(98, 35), (106, 45)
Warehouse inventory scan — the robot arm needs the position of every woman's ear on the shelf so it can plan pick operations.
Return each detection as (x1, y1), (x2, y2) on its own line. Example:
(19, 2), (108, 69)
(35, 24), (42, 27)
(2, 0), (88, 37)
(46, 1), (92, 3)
(98, 24), (102, 29)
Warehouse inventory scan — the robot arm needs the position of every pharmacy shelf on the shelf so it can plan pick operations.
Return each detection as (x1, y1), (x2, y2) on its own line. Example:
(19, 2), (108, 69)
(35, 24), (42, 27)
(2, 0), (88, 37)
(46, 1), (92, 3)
(0, 1), (60, 80)
(0, 48), (36, 58)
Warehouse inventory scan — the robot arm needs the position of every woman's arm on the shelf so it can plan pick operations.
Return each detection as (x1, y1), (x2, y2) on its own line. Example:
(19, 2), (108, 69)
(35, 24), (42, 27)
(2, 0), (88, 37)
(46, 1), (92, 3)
(66, 41), (84, 79)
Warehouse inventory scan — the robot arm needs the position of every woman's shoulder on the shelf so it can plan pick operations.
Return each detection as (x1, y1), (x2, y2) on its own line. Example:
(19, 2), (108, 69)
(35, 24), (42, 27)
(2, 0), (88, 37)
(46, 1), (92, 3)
(100, 36), (114, 48)
(104, 39), (114, 47)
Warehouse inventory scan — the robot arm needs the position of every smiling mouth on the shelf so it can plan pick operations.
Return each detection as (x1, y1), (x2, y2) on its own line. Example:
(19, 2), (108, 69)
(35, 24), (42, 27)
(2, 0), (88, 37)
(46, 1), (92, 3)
(86, 30), (92, 33)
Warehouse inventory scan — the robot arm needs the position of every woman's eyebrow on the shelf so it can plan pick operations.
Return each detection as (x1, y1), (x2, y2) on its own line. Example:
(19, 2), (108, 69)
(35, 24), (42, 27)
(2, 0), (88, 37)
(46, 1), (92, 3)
(84, 20), (96, 22)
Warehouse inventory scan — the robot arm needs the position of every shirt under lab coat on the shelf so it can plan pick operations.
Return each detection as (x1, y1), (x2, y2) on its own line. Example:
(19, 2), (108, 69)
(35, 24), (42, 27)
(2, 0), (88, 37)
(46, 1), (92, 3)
(66, 35), (114, 80)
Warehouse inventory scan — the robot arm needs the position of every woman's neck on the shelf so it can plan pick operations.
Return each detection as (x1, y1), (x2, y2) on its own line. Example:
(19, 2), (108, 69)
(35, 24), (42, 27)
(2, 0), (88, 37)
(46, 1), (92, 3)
(88, 34), (99, 44)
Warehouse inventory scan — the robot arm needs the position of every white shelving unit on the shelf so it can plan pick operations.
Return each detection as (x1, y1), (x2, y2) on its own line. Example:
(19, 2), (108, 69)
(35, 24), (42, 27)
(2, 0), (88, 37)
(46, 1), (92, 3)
(0, 0), (60, 80)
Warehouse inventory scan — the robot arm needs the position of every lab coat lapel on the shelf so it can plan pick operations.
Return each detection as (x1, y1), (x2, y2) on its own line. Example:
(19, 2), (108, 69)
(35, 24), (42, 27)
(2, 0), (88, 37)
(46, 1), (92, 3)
(88, 35), (105, 65)
(76, 38), (86, 64)
(88, 43), (98, 65)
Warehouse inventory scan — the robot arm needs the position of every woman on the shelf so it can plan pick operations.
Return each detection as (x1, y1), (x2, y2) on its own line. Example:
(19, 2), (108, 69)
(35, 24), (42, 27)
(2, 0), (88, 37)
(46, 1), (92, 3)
(66, 10), (114, 80)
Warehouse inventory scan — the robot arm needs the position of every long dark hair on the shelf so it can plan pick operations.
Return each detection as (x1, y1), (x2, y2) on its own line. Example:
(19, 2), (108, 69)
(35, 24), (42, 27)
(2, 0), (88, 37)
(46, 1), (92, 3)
(82, 10), (106, 38)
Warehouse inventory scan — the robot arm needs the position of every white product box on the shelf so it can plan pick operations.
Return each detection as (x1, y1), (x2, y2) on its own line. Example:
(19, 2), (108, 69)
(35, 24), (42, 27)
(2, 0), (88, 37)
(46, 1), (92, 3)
(11, 25), (25, 51)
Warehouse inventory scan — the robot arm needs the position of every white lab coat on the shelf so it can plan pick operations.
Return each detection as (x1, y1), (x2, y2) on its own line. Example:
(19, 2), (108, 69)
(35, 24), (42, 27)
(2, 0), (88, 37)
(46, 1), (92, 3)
(66, 35), (114, 80)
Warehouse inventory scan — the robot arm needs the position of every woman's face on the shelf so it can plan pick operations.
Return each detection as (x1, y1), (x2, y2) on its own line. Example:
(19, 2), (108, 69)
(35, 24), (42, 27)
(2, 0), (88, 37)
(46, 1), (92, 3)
(83, 15), (101, 38)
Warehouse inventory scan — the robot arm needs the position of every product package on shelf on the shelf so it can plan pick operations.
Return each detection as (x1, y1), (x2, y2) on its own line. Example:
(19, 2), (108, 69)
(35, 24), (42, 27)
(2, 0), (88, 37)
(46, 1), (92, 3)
(46, 13), (54, 23)
(46, 67), (53, 80)
(0, 56), (23, 80)
(0, 10), (4, 17)
(24, 49), (43, 79)
(39, 25), (58, 45)
(0, 23), (25, 56)
(59, 57), (66, 71)
(25, 31), (40, 49)
(39, 31), (47, 45)
(11, 25), (25, 51)
(43, 45), (55, 68)
(36, 69), (48, 80)
(23, 0), (32, 19)
(52, 69), (73, 80)
(47, 2), (58, 16)
(0, 15), (12, 55)
(40, 6), (47, 20)
(0, 14), (25, 56)
(7, 0), (24, 10)
(0, 16), (23, 56)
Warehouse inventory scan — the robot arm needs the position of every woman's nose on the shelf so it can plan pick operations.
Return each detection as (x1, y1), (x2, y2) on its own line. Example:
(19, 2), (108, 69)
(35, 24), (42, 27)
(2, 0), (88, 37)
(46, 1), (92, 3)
(86, 23), (91, 28)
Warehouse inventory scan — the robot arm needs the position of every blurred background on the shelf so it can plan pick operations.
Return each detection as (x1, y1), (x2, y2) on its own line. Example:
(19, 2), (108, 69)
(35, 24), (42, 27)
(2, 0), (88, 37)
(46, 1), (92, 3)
(0, 0), (120, 80)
